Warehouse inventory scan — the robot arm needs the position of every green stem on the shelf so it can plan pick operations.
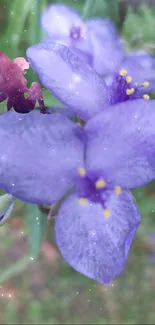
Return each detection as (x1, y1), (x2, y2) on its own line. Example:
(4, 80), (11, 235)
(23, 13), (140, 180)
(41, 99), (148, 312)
(0, 255), (34, 284)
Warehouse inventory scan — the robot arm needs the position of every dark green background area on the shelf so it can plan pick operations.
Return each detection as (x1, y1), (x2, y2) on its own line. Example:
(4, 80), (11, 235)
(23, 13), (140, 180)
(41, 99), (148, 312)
(1, 1), (155, 324)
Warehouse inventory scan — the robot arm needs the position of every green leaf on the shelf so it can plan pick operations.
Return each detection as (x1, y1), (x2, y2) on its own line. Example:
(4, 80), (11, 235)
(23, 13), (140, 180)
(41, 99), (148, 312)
(82, 0), (119, 23)
(26, 204), (48, 259)
(0, 0), (36, 58)
(0, 194), (16, 226)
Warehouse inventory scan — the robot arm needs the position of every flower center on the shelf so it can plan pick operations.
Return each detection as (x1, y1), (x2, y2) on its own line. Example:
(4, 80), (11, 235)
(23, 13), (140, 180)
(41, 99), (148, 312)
(76, 168), (122, 218)
(70, 26), (82, 40)
(110, 68), (150, 106)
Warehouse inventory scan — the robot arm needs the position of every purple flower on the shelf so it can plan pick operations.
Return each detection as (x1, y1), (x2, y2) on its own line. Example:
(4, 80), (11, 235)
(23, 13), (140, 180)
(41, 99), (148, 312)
(1, 95), (155, 283)
(26, 42), (150, 121)
(39, 3), (155, 87)
(40, 3), (124, 75)
(0, 52), (46, 113)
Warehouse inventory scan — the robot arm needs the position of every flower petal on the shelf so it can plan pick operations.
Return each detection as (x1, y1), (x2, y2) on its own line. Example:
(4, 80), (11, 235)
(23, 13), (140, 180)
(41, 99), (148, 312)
(86, 19), (124, 75)
(26, 42), (109, 120)
(0, 111), (84, 204)
(85, 99), (155, 188)
(122, 50), (155, 90)
(0, 194), (16, 226)
(40, 4), (82, 39)
(55, 190), (140, 284)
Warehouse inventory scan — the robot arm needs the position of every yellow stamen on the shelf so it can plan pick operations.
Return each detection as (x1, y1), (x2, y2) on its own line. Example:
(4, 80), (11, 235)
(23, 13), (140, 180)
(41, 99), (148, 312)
(78, 167), (86, 177)
(104, 209), (111, 218)
(142, 81), (149, 88)
(79, 198), (88, 206)
(95, 178), (106, 189)
(143, 94), (150, 100)
(119, 69), (127, 76)
(126, 76), (132, 83)
(126, 88), (135, 95)
(115, 186), (122, 195)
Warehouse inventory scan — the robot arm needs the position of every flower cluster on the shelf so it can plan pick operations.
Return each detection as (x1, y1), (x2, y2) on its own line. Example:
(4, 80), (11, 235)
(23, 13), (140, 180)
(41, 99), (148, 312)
(0, 2), (155, 284)
(0, 31), (155, 283)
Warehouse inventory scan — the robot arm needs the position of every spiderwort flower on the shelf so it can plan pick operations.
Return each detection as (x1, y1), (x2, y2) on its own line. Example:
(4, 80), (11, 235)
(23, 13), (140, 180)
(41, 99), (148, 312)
(40, 3), (124, 75)
(1, 97), (155, 283)
(26, 42), (150, 121)
(0, 52), (46, 113)
(40, 3), (155, 86)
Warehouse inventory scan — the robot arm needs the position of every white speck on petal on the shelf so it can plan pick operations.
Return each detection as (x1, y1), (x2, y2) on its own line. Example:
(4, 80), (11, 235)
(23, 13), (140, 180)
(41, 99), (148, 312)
(72, 74), (81, 83)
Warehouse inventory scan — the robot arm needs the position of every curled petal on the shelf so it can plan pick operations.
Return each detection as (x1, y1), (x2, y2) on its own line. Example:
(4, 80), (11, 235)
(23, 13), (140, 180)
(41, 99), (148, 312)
(41, 4), (82, 39)
(85, 99), (155, 188)
(55, 190), (140, 284)
(26, 42), (109, 120)
(86, 19), (124, 75)
(41, 4), (94, 66)
(0, 111), (84, 204)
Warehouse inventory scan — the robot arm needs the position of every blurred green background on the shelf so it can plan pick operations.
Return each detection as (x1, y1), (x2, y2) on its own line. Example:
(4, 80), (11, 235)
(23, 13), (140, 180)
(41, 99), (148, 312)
(1, 0), (155, 324)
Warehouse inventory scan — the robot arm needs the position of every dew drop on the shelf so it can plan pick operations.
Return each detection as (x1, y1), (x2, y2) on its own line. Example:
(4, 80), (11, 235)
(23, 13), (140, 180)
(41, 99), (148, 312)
(90, 230), (96, 237)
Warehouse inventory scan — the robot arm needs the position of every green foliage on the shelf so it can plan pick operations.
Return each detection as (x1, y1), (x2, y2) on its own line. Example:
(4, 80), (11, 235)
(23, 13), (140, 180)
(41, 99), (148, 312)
(82, 0), (119, 23)
(26, 204), (48, 258)
(0, 0), (36, 58)
(123, 4), (155, 52)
